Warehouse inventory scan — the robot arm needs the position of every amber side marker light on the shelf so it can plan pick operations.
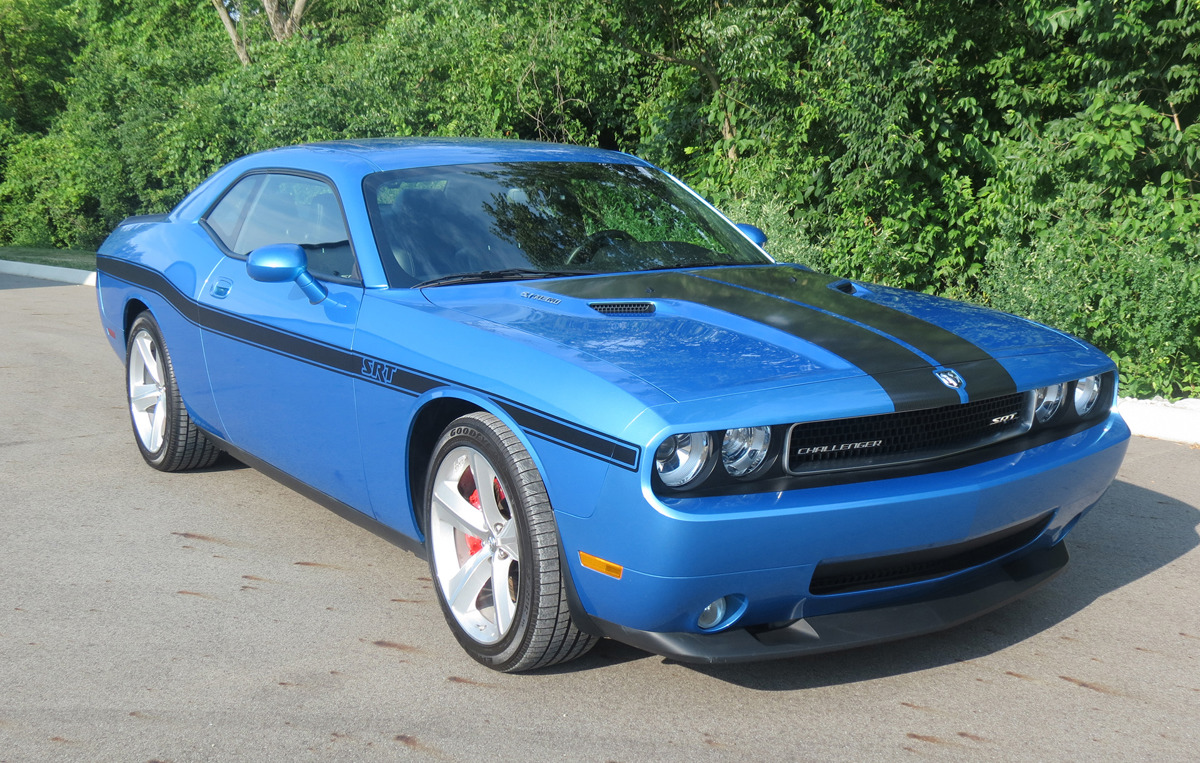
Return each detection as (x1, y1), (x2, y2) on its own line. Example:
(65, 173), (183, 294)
(579, 552), (623, 579)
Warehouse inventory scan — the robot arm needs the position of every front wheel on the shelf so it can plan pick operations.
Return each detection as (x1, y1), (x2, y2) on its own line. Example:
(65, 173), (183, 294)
(125, 311), (221, 471)
(425, 412), (597, 672)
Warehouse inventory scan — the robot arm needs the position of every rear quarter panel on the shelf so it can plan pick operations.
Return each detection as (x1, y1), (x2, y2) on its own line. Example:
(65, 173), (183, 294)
(97, 220), (226, 438)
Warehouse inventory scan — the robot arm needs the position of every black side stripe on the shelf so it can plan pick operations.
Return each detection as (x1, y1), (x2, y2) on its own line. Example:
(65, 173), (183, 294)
(498, 401), (640, 469)
(704, 267), (1017, 401)
(101, 256), (200, 323)
(97, 255), (640, 470)
(543, 271), (963, 411)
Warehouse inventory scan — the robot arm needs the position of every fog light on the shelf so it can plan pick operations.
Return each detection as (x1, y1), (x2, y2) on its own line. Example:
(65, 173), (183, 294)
(1074, 375), (1101, 416)
(697, 597), (728, 630)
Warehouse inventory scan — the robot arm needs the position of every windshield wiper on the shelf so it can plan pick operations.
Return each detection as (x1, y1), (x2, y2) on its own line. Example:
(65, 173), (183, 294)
(415, 268), (592, 288)
(641, 260), (747, 272)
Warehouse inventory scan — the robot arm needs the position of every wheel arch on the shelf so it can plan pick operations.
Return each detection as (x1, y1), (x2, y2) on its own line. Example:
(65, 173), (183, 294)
(121, 297), (152, 347)
(405, 390), (560, 539)
(407, 394), (484, 536)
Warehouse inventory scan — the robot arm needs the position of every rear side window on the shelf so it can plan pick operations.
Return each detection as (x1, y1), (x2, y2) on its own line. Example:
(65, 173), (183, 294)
(204, 173), (359, 282)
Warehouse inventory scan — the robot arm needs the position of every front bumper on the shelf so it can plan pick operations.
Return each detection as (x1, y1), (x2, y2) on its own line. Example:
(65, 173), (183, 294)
(555, 412), (1127, 651)
(589, 540), (1068, 664)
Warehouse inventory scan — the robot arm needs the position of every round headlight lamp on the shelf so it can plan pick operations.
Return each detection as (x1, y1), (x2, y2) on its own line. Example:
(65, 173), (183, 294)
(721, 426), (772, 477)
(1074, 375), (1102, 416)
(655, 432), (712, 488)
(1034, 383), (1066, 423)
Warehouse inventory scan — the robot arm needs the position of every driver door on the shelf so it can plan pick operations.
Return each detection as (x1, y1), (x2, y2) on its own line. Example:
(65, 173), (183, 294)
(197, 171), (370, 511)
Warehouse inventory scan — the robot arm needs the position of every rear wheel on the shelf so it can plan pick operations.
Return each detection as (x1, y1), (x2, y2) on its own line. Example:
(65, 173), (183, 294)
(125, 311), (221, 471)
(425, 412), (597, 672)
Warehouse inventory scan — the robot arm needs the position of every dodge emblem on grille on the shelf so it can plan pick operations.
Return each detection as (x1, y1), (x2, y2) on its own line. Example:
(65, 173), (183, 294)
(935, 369), (966, 389)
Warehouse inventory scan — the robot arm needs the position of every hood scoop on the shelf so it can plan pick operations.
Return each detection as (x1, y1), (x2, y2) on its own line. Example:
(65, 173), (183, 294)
(830, 279), (871, 297)
(589, 301), (656, 316)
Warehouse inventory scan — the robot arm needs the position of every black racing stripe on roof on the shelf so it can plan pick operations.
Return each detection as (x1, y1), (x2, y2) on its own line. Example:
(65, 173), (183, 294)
(542, 271), (962, 411)
(97, 255), (639, 470)
(705, 267), (1017, 401)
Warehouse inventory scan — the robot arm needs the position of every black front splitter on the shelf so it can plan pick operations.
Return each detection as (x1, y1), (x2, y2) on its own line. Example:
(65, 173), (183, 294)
(590, 541), (1069, 665)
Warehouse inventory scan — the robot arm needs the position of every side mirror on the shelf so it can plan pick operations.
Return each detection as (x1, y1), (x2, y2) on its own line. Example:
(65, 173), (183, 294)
(735, 223), (768, 248)
(247, 243), (327, 304)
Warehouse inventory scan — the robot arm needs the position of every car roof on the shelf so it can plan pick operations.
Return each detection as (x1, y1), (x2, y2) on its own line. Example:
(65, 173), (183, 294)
(172, 138), (654, 224)
(258, 138), (649, 173)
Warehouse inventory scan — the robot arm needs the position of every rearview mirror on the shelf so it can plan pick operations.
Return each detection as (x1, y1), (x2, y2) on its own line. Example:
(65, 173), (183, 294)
(247, 244), (327, 304)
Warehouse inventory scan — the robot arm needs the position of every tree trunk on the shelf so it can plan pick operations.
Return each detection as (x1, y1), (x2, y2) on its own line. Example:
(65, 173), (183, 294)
(262, 0), (310, 42)
(210, 0), (250, 66)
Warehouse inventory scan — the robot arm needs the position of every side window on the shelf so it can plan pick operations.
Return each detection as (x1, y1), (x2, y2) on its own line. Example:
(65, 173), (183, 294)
(206, 175), (261, 247)
(205, 173), (359, 282)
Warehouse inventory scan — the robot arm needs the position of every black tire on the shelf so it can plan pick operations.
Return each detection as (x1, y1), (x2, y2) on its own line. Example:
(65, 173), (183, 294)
(424, 412), (597, 672)
(125, 311), (221, 472)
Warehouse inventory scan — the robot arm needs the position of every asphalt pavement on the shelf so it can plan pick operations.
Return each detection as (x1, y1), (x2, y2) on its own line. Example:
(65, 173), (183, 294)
(2, 273), (1198, 762)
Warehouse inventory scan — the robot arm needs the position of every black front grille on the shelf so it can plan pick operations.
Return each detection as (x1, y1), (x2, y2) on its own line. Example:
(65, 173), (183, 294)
(809, 513), (1053, 595)
(786, 392), (1028, 475)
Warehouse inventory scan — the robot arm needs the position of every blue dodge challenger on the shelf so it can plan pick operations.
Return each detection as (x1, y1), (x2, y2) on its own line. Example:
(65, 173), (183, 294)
(96, 139), (1130, 671)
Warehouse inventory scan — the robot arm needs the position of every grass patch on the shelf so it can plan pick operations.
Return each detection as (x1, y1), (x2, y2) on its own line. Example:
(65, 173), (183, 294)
(0, 246), (97, 271)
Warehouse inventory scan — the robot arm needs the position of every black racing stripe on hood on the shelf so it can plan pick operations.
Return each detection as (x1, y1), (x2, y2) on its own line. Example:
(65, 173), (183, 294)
(705, 267), (1017, 401)
(542, 272), (961, 411)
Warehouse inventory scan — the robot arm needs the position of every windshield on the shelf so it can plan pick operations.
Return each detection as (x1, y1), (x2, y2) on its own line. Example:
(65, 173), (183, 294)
(362, 162), (770, 287)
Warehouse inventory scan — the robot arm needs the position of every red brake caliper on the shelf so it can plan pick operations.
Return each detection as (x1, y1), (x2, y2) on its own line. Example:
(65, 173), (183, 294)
(462, 469), (484, 556)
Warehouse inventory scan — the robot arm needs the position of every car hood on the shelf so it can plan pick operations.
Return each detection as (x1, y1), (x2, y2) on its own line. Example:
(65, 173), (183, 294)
(420, 265), (1091, 408)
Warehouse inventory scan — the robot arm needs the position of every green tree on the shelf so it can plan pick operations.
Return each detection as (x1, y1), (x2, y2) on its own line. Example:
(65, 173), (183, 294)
(0, 0), (1196, 395)
(0, 0), (74, 135)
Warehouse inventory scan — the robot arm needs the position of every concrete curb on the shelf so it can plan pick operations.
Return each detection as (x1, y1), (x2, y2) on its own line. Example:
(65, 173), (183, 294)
(1117, 397), (1200, 446)
(2, 257), (1196, 446)
(0, 259), (96, 286)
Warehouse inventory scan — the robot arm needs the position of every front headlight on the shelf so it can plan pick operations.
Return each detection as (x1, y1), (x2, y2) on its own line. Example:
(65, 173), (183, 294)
(1074, 375), (1102, 416)
(1034, 383), (1066, 422)
(654, 432), (712, 488)
(721, 426), (771, 477)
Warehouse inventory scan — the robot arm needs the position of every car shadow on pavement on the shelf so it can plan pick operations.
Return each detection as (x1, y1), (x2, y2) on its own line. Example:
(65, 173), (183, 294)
(568, 479), (1200, 686)
(188, 452), (251, 472)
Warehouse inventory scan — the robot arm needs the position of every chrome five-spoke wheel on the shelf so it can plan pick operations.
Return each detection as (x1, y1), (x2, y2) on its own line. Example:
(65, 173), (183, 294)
(429, 444), (521, 644)
(128, 325), (168, 454)
(124, 312), (220, 472)
(424, 412), (597, 671)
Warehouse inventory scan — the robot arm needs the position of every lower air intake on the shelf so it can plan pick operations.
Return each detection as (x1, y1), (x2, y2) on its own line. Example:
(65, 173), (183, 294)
(809, 513), (1053, 595)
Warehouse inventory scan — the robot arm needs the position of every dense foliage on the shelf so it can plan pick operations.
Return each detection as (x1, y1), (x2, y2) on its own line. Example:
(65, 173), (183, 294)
(1, 0), (1196, 397)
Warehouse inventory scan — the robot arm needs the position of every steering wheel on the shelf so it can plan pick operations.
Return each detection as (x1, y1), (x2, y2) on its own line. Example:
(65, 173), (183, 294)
(565, 229), (635, 265)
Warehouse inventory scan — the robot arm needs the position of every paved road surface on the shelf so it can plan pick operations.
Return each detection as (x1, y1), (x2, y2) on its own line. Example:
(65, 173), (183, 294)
(2, 274), (1198, 761)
